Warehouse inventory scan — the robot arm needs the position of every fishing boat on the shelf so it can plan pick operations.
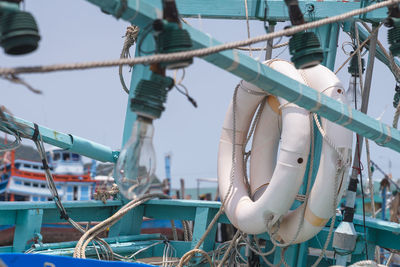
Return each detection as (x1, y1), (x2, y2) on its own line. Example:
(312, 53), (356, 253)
(0, 149), (95, 202)
(2, 0), (400, 266)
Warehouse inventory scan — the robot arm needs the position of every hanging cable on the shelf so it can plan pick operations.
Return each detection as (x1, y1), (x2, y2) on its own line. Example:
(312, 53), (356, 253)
(1, 74), (42, 94)
(244, 0), (252, 57)
(173, 69), (197, 107)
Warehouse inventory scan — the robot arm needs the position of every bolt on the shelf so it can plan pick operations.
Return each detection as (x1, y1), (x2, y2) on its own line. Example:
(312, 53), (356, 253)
(306, 3), (315, 13)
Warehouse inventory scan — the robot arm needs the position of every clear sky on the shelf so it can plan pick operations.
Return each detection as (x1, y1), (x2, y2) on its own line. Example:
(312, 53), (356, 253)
(1, 0), (399, 189)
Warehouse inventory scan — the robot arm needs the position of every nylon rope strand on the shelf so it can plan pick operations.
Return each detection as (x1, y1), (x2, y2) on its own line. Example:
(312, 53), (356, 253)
(34, 132), (114, 260)
(74, 193), (171, 258)
(360, 22), (400, 82)
(1, 74), (42, 94)
(354, 22), (365, 94)
(119, 25), (139, 94)
(244, 0), (252, 57)
(311, 114), (349, 267)
(239, 234), (277, 266)
(33, 129), (114, 260)
(0, 0), (399, 75)
(359, 22), (400, 132)
(354, 23), (369, 259)
(237, 41), (288, 51)
(243, 97), (267, 196)
(334, 24), (382, 75)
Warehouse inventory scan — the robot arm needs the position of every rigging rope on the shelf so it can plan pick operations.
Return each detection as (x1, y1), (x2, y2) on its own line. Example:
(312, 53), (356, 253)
(334, 24), (382, 75)
(244, 0), (252, 57)
(119, 25), (139, 94)
(0, 0), (398, 75)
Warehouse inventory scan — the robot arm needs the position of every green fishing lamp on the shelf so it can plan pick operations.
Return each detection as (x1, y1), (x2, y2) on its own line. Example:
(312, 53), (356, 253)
(285, 0), (323, 69)
(130, 66), (174, 119)
(289, 31), (324, 69)
(386, 17), (400, 57)
(393, 83), (400, 108)
(153, 0), (193, 69)
(347, 53), (365, 76)
(0, 1), (40, 55)
(386, 5), (400, 57)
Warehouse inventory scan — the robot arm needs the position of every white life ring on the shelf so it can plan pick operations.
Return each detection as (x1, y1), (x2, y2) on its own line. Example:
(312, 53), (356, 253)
(217, 60), (352, 243)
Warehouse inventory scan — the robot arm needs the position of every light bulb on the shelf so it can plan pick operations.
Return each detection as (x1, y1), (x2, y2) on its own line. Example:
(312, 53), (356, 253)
(115, 116), (156, 199)
(345, 75), (362, 110)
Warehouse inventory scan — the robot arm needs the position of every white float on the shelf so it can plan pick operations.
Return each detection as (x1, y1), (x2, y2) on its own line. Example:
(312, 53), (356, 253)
(218, 60), (352, 243)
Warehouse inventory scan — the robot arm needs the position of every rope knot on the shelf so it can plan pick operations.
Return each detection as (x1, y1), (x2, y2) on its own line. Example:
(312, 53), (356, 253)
(124, 25), (139, 48)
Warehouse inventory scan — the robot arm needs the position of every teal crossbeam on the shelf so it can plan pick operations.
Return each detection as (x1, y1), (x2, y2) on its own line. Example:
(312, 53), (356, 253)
(149, 0), (387, 22)
(1, 199), (400, 260)
(0, 113), (119, 163)
(90, 0), (400, 152)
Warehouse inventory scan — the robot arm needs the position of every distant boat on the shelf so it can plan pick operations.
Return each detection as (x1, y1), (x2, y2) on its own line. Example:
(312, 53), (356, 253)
(0, 148), (96, 202)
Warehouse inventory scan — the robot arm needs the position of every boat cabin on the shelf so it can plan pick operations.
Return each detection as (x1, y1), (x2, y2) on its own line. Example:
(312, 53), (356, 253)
(0, 150), (96, 202)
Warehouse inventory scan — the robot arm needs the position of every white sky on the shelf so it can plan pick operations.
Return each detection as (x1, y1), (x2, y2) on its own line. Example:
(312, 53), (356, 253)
(1, 0), (399, 189)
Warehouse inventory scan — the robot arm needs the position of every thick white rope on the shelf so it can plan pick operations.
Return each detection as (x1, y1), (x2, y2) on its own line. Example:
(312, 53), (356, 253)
(74, 193), (170, 258)
(311, 114), (351, 267)
(0, 0), (399, 75)
(237, 42), (288, 51)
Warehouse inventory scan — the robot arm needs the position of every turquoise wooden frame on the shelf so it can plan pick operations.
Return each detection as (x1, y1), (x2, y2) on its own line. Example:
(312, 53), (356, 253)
(1, 199), (400, 266)
(1, 0), (400, 266)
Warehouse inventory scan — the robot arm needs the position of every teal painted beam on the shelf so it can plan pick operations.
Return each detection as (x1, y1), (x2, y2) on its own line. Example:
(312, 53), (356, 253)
(0, 113), (119, 163)
(317, 23), (340, 71)
(86, 0), (400, 153)
(191, 207), (218, 251)
(88, 0), (389, 23)
(13, 209), (43, 252)
(31, 234), (162, 251)
(150, 0), (386, 22)
(120, 16), (154, 146)
(0, 247), (12, 253)
(109, 206), (144, 236)
(0, 201), (121, 225)
(2, 199), (400, 253)
(0, 200), (121, 210)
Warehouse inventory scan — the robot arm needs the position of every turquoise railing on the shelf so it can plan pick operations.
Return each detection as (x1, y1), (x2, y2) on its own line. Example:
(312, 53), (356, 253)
(1, 199), (400, 266)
